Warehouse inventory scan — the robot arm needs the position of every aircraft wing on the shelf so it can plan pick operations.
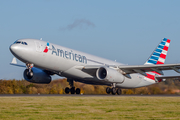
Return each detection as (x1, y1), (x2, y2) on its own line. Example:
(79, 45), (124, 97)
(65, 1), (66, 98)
(79, 64), (180, 77)
(77, 65), (102, 76)
(119, 63), (180, 76)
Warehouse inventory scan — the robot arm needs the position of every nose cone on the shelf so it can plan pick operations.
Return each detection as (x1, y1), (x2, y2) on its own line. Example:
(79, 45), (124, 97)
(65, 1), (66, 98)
(9, 44), (24, 59)
(9, 44), (18, 55)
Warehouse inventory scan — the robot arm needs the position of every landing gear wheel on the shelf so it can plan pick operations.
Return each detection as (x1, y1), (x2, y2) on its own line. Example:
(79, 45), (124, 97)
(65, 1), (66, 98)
(65, 87), (70, 94)
(27, 71), (33, 77)
(117, 88), (122, 95)
(106, 87), (111, 94)
(24, 69), (33, 79)
(71, 87), (75, 94)
(112, 88), (116, 95)
(76, 88), (80, 94)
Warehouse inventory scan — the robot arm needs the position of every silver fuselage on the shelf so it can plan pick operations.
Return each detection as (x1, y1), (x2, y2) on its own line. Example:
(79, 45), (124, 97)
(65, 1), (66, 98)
(10, 39), (156, 88)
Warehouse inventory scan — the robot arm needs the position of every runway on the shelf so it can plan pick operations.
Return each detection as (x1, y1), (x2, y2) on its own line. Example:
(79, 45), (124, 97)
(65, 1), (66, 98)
(0, 94), (179, 97)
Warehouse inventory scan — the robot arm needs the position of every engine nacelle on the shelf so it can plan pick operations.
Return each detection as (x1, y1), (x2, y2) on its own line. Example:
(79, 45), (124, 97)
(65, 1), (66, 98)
(96, 67), (124, 83)
(23, 68), (52, 84)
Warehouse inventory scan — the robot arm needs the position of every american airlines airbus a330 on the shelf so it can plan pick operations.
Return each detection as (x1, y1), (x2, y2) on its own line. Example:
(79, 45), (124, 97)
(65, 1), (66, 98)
(9, 38), (180, 95)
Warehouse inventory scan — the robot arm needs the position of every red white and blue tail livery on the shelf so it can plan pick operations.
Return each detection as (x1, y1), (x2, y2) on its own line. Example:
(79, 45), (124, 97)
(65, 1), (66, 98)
(145, 38), (170, 65)
(144, 38), (171, 82)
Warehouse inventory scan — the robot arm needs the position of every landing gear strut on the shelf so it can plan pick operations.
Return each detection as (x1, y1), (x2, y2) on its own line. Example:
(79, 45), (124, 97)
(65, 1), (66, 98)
(65, 79), (81, 94)
(26, 63), (33, 72)
(25, 63), (34, 79)
(106, 83), (122, 95)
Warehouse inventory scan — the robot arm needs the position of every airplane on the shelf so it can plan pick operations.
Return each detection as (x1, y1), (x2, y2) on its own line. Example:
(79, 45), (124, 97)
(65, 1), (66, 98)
(9, 38), (180, 95)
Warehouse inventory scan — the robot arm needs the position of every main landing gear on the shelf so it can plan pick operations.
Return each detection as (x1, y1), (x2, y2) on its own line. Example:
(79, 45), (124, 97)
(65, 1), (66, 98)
(65, 79), (81, 94)
(106, 83), (122, 95)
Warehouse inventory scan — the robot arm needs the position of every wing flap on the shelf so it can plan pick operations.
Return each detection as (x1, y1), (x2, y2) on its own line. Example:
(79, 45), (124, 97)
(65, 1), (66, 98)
(156, 75), (180, 80)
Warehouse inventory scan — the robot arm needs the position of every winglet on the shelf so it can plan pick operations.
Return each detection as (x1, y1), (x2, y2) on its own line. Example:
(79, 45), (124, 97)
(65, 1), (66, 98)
(10, 57), (26, 67)
(11, 57), (17, 64)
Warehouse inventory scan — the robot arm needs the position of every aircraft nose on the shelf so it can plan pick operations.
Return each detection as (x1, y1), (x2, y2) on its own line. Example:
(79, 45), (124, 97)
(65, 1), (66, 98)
(9, 44), (18, 53)
(9, 44), (22, 57)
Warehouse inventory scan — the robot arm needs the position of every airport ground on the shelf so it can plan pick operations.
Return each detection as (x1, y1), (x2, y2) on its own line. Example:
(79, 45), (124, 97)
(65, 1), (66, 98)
(0, 95), (179, 120)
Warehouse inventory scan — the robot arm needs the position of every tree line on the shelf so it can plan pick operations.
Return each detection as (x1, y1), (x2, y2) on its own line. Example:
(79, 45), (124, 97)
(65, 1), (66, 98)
(0, 79), (179, 94)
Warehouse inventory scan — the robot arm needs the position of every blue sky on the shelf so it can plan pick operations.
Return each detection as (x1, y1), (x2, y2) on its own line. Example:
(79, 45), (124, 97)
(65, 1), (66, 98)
(1, 0), (180, 80)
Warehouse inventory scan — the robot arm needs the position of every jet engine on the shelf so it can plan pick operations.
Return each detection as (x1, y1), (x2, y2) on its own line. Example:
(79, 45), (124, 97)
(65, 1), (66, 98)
(23, 67), (52, 84)
(96, 67), (124, 83)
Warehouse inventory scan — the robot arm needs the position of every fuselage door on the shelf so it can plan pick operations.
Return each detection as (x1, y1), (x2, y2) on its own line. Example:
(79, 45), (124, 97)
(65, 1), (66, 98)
(35, 41), (42, 52)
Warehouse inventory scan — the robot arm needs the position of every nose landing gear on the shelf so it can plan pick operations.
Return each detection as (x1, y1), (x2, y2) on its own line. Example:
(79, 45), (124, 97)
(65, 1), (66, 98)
(25, 63), (34, 79)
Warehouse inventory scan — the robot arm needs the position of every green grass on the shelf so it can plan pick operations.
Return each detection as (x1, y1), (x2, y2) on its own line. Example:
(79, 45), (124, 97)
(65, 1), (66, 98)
(0, 96), (179, 120)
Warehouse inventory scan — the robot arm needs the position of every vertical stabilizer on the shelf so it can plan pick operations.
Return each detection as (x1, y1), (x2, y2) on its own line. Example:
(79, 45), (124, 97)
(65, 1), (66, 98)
(145, 38), (170, 65)
(144, 38), (171, 82)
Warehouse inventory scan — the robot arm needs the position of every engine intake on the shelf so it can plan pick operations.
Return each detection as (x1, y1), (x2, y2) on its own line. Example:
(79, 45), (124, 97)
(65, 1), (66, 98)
(24, 68), (52, 84)
(96, 67), (124, 83)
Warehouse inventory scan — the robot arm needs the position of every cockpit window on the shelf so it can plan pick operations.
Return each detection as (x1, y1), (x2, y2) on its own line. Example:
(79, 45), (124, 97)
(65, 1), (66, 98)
(21, 42), (28, 45)
(16, 41), (21, 44)
(14, 41), (28, 45)
(13, 40), (18, 44)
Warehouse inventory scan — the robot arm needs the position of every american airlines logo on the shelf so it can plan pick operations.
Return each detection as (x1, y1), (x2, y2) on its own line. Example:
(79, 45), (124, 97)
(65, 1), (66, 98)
(43, 42), (49, 53)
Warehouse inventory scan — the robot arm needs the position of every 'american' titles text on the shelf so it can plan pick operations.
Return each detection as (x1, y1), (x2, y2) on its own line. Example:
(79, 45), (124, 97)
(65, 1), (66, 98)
(51, 45), (87, 64)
